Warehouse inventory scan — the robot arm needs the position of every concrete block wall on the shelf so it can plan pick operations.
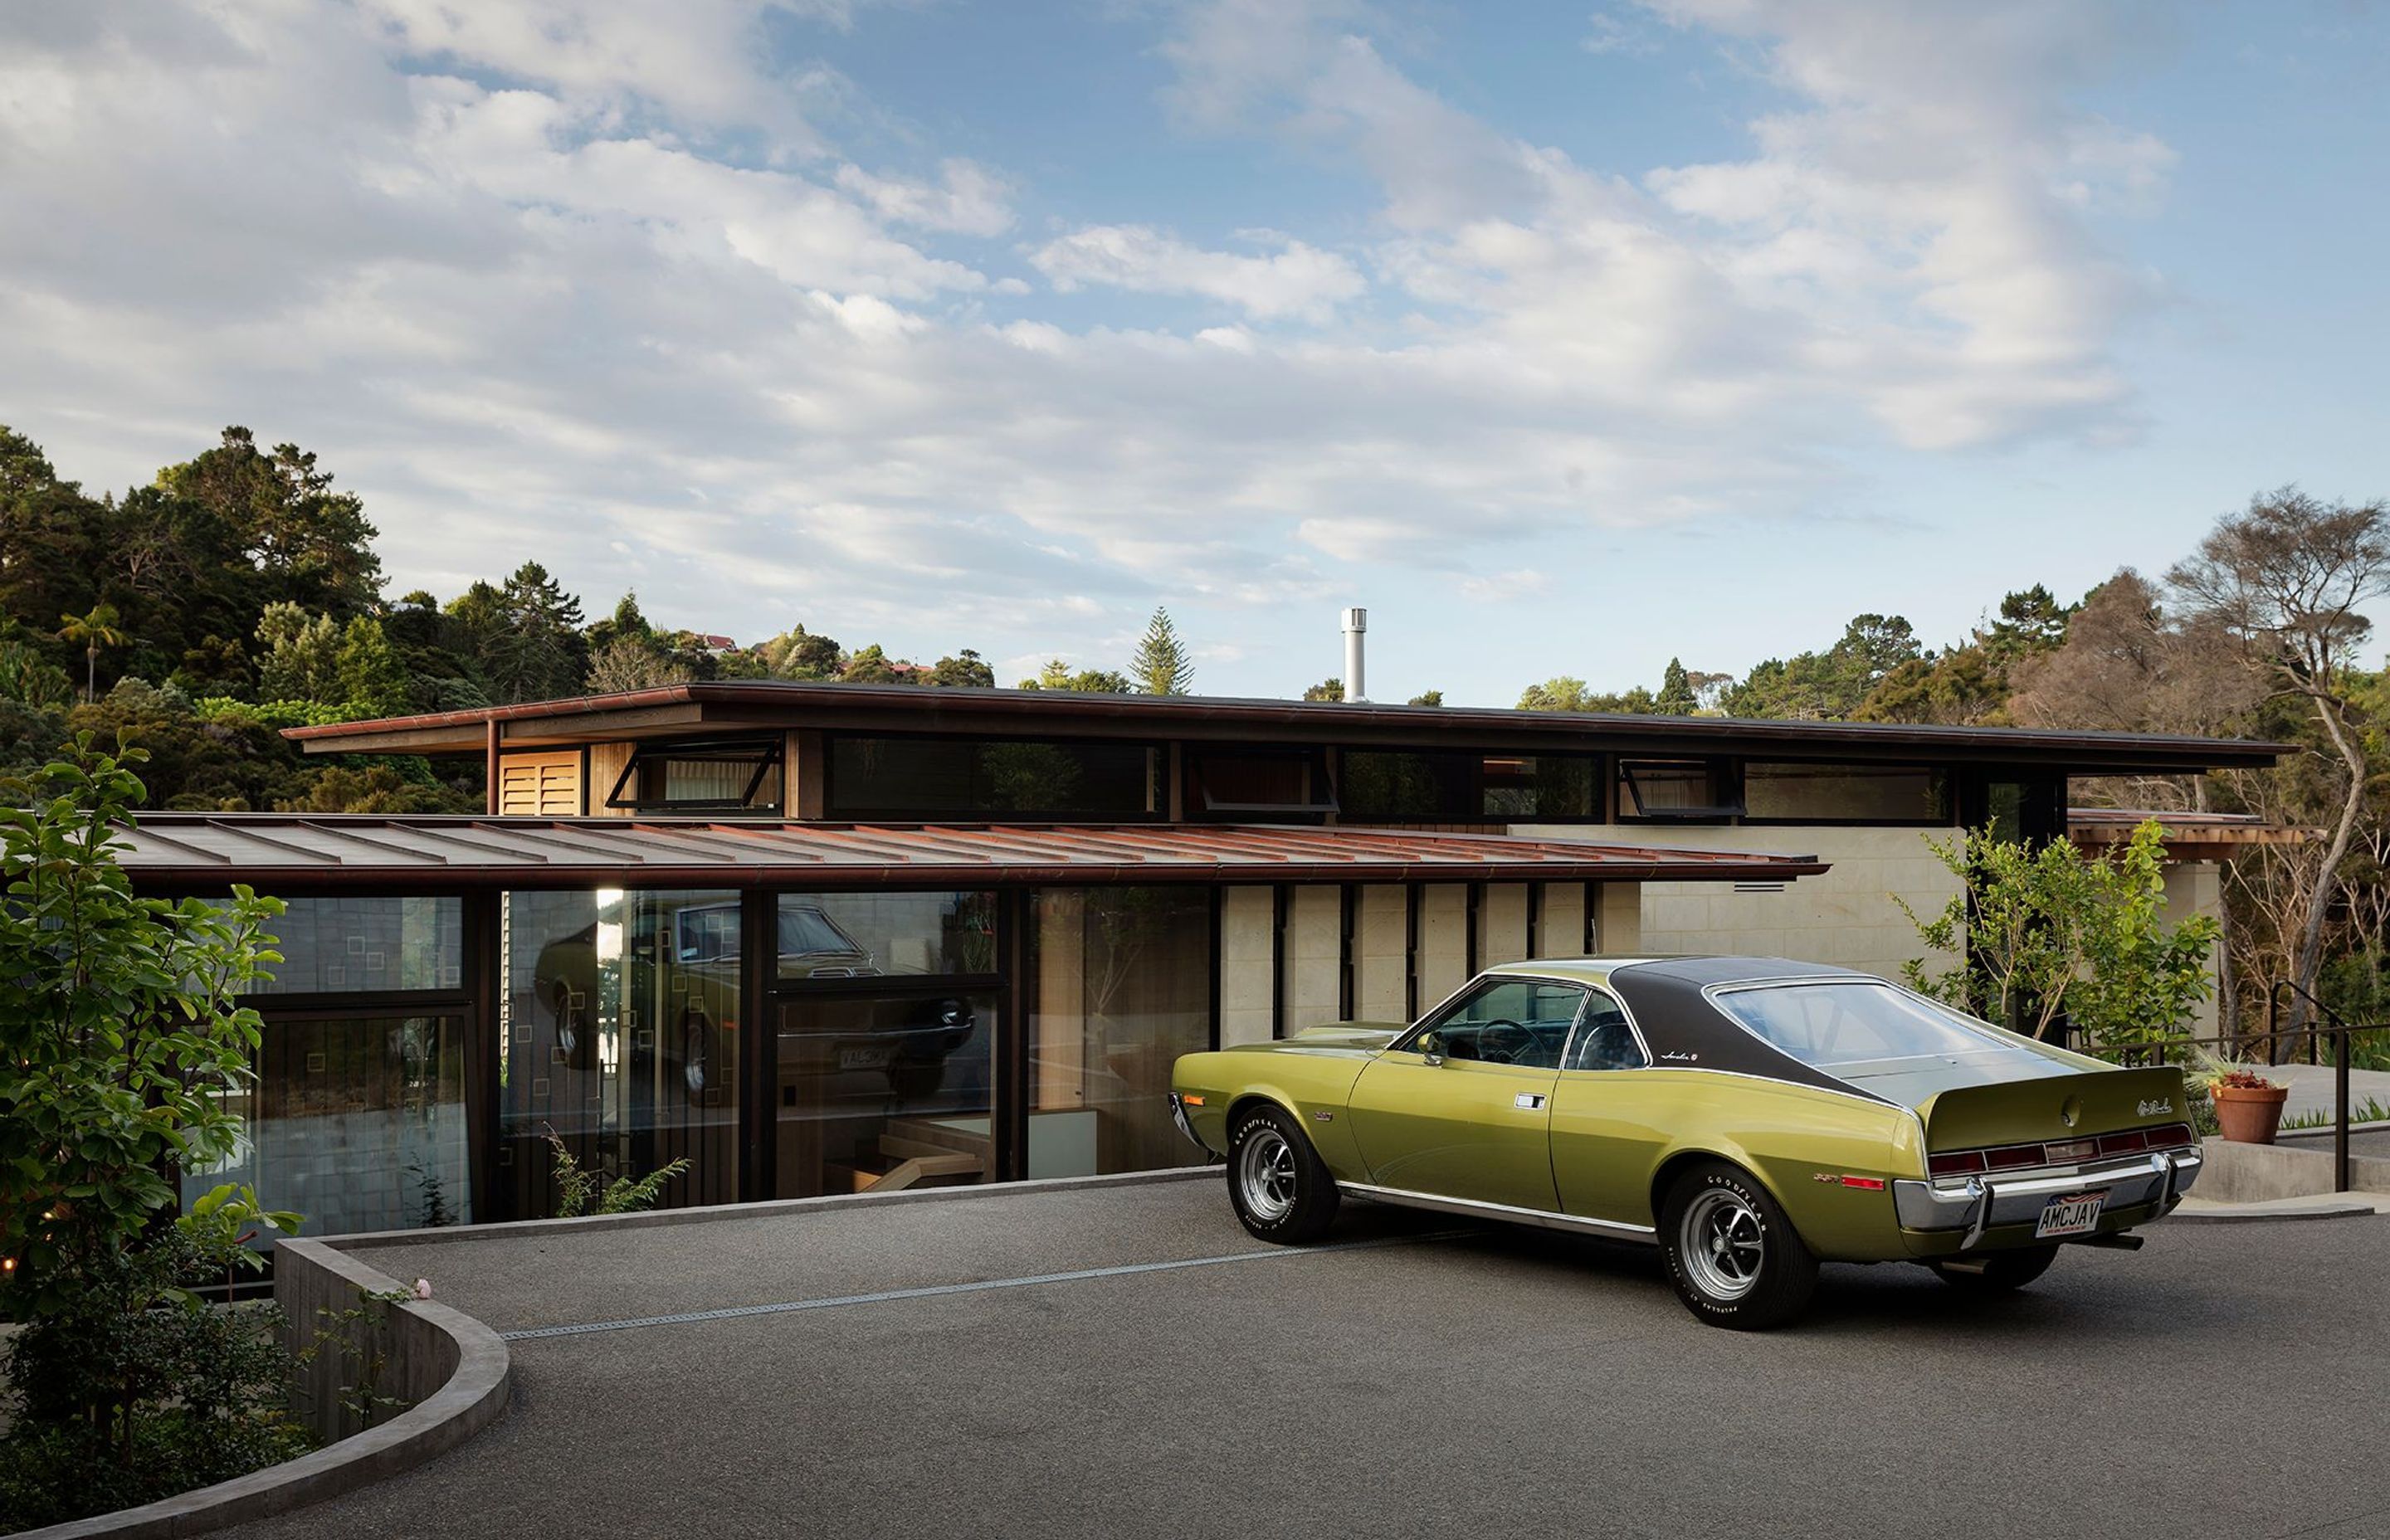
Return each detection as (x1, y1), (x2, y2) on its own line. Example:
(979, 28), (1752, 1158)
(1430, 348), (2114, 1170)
(1220, 887), (1275, 1046)
(2164, 860), (2227, 1038)
(1354, 885), (1408, 1021)
(1281, 885), (1344, 1031)
(1519, 823), (1963, 979)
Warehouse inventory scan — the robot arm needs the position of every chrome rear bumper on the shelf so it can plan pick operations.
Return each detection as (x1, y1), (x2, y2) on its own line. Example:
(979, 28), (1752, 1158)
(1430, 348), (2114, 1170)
(1893, 1147), (2201, 1245)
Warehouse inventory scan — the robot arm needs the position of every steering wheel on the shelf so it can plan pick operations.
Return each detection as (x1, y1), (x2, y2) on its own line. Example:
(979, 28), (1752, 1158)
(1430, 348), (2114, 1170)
(1475, 1018), (1531, 1064)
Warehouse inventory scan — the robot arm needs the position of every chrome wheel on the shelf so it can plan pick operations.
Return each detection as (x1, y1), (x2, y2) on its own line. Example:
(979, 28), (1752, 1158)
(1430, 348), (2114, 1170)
(1680, 1187), (1765, 1301)
(1236, 1125), (1299, 1224)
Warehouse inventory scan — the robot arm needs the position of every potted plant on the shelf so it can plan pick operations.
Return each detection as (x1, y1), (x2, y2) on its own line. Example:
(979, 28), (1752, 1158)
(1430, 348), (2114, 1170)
(2192, 1048), (2290, 1144)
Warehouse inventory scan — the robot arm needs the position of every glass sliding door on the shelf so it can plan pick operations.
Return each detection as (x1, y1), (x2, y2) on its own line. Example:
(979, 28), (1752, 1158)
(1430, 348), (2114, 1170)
(500, 888), (741, 1218)
(1028, 888), (1213, 1177)
(771, 892), (998, 1197)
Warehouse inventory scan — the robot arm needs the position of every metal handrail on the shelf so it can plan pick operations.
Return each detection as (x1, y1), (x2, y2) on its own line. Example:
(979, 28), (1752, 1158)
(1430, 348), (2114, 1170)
(2077, 1006), (2386, 1193)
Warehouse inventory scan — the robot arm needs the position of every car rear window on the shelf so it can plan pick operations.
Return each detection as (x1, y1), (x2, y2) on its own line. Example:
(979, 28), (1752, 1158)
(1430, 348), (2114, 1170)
(1710, 982), (2007, 1066)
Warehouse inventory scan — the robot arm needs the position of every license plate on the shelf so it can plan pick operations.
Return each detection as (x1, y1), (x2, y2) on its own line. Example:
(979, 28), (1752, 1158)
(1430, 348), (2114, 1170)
(839, 1047), (890, 1070)
(2034, 1192), (2105, 1239)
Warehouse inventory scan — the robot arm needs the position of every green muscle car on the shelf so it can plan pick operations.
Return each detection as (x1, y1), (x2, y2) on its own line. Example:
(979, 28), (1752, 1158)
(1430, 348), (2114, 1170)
(1168, 957), (2201, 1329)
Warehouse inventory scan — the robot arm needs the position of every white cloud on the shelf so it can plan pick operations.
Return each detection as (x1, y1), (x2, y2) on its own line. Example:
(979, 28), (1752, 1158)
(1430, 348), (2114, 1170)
(0, 0), (2185, 687)
(1031, 226), (1364, 320)
(834, 159), (1016, 236)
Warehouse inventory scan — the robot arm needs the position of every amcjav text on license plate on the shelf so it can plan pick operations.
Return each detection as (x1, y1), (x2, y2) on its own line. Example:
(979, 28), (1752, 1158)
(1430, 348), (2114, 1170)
(2035, 1192), (2105, 1240)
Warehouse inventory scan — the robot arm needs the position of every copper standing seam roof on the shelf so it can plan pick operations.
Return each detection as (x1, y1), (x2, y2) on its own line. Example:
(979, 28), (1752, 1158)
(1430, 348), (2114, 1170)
(110, 816), (1829, 891)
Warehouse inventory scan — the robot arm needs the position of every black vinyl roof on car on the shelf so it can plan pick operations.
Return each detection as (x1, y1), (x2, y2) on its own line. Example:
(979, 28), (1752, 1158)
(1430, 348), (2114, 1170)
(1605, 958), (1895, 1103)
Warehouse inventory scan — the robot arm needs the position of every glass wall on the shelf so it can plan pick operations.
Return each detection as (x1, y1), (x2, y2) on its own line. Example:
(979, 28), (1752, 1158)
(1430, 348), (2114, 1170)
(777, 891), (998, 978)
(252, 896), (462, 994)
(827, 737), (1160, 818)
(187, 1014), (471, 1240)
(1028, 888), (1212, 1177)
(1744, 763), (1949, 823)
(1340, 752), (1597, 821)
(772, 891), (997, 1198)
(500, 889), (741, 1218)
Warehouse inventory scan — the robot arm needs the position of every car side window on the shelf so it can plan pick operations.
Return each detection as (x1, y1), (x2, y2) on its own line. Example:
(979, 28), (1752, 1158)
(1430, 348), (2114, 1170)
(1414, 979), (1586, 1070)
(1563, 989), (1647, 1072)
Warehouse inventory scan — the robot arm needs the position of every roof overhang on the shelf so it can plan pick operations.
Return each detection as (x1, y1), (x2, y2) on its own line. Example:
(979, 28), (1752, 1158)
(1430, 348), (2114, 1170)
(281, 681), (2291, 776)
(113, 817), (1830, 894)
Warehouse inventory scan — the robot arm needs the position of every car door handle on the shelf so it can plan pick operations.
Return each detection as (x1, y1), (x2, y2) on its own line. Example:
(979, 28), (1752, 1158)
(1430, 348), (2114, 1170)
(1514, 1093), (1547, 1110)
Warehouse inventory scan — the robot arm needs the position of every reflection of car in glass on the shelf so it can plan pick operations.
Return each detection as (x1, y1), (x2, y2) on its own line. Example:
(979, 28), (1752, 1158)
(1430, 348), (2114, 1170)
(1170, 957), (2202, 1330)
(533, 900), (970, 1101)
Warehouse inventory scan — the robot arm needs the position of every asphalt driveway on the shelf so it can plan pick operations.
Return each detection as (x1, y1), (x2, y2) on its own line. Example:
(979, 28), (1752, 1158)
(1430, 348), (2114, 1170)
(229, 1174), (2390, 1540)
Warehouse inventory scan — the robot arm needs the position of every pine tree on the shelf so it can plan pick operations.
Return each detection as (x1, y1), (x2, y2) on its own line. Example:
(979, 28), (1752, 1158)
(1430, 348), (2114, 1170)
(1130, 607), (1193, 696)
(1656, 657), (1696, 715)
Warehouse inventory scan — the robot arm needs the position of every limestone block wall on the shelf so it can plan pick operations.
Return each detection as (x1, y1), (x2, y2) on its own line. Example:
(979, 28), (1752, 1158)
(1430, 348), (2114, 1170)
(1220, 886), (1275, 1047)
(1354, 885), (1408, 1021)
(1515, 824), (1963, 980)
(2163, 860), (2227, 1038)
(1280, 885), (1344, 1031)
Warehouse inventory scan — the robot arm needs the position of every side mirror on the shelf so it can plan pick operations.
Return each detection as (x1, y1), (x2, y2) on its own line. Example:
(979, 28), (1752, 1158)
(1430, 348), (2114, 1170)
(1417, 1031), (1446, 1065)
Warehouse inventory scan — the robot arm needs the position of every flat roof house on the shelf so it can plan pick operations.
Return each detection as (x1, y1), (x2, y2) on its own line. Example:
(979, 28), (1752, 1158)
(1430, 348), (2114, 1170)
(114, 684), (2288, 1239)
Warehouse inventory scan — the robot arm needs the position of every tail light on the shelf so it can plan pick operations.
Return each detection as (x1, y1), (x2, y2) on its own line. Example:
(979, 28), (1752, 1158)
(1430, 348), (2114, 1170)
(1930, 1121), (2198, 1181)
(1928, 1151), (1986, 1177)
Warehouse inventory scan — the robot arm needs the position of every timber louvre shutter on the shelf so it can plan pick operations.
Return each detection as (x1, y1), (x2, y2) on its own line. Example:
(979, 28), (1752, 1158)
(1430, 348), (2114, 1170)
(496, 751), (583, 816)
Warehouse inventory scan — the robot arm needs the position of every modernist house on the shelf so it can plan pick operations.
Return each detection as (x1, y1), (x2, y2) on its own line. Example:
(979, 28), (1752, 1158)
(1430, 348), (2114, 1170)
(112, 683), (2286, 1240)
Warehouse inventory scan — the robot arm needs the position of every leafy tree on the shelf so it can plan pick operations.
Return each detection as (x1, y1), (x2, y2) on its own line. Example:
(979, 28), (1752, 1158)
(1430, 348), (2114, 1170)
(255, 602), (342, 704)
(0, 428), (105, 665)
(1302, 677), (1344, 702)
(1407, 689), (1444, 707)
(1723, 613), (1921, 720)
(755, 624), (843, 680)
(0, 624), (75, 710)
(585, 636), (694, 693)
(1131, 607), (1193, 695)
(1900, 820), (2217, 1046)
(1019, 658), (1131, 693)
(0, 746), (306, 1516)
(59, 603), (126, 704)
(841, 644), (907, 685)
(1518, 677), (1656, 714)
(2169, 487), (2390, 1036)
(154, 427), (382, 621)
(927, 649), (995, 688)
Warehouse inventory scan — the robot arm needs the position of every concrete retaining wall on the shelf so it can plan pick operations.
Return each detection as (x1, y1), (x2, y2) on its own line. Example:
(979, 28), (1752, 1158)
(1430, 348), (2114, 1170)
(17, 1238), (510, 1540)
(2195, 1137), (2390, 1202)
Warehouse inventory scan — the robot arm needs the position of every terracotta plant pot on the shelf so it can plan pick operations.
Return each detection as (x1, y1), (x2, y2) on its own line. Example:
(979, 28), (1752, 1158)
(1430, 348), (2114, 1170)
(2212, 1082), (2290, 1144)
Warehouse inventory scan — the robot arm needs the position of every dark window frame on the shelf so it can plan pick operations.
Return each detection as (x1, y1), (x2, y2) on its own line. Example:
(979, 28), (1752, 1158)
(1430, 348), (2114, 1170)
(1617, 758), (1744, 823)
(822, 731), (1168, 822)
(1335, 745), (1607, 824)
(1734, 760), (1955, 828)
(605, 736), (785, 816)
(1185, 743), (1339, 819)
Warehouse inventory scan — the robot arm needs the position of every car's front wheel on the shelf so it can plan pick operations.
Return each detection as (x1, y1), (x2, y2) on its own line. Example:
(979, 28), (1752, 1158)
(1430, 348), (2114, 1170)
(1928, 1245), (2059, 1293)
(1226, 1104), (1339, 1245)
(1659, 1161), (1818, 1330)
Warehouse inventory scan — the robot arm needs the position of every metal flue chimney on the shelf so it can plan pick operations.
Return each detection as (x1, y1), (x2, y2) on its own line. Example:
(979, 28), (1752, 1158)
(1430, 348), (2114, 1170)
(1342, 607), (1368, 703)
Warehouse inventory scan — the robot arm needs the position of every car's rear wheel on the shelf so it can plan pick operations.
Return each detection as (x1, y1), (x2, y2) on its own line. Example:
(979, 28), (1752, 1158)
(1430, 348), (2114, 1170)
(1928, 1245), (2059, 1293)
(1227, 1104), (1338, 1245)
(1659, 1161), (1818, 1330)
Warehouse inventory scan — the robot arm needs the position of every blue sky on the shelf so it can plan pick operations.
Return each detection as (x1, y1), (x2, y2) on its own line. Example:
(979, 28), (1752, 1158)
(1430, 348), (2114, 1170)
(2, 1), (2384, 704)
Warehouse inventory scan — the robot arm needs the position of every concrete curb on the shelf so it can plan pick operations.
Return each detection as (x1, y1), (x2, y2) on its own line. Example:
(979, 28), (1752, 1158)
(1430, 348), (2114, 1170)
(2168, 1201), (2385, 1225)
(17, 1241), (513, 1540)
(323, 1162), (1221, 1252)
